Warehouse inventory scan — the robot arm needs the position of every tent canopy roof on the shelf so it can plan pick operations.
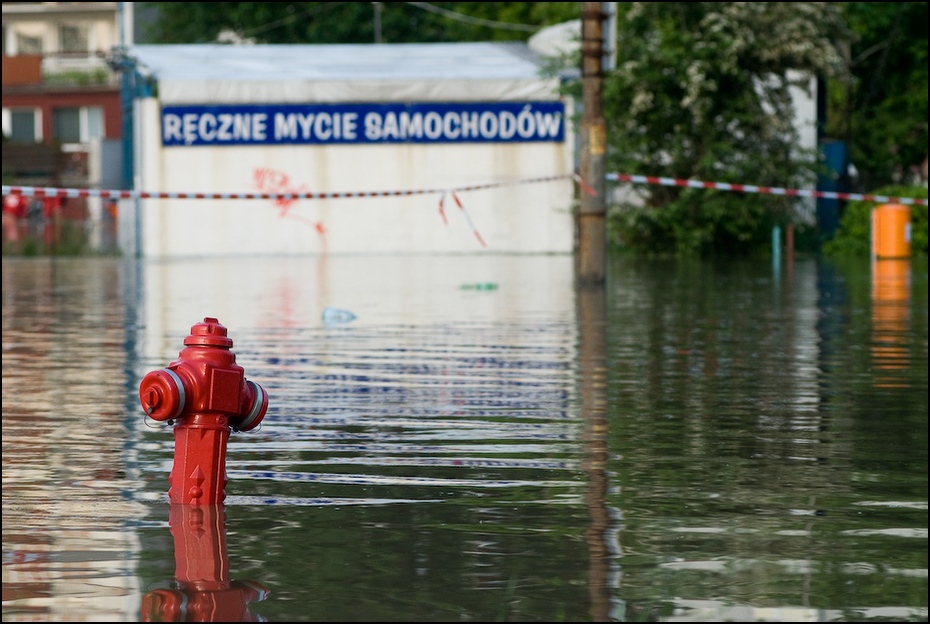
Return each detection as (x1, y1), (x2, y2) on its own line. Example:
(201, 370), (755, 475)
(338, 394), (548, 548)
(130, 42), (561, 104)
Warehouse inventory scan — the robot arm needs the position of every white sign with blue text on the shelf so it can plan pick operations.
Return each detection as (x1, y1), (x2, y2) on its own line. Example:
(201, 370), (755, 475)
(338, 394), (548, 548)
(161, 101), (565, 146)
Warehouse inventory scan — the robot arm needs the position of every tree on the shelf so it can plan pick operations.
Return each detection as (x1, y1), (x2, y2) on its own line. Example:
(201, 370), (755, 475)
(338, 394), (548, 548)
(825, 2), (928, 191)
(590, 2), (853, 256)
(139, 2), (579, 45)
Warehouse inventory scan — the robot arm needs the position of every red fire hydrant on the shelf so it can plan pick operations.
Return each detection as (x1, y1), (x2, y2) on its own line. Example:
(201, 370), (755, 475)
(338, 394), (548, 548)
(139, 317), (269, 505)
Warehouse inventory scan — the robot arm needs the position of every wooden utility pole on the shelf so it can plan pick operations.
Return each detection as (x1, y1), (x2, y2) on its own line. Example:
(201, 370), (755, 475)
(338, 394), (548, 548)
(577, 2), (608, 286)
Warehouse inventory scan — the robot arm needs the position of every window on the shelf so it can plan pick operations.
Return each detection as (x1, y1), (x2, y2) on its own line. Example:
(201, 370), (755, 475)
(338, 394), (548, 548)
(2, 108), (42, 143)
(58, 24), (88, 54)
(87, 107), (102, 139)
(16, 32), (43, 55)
(52, 106), (103, 144)
(53, 108), (81, 143)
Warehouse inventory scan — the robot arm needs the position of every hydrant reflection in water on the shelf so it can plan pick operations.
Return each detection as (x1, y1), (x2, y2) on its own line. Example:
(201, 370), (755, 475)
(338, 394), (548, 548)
(141, 505), (269, 622)
(139, 317), (269, 505)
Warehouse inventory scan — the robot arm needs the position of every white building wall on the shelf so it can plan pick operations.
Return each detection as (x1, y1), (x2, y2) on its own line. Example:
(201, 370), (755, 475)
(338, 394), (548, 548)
(1, 3), (120, 72)
(134, 126), (575, 257)
(127, 44), (576, 258)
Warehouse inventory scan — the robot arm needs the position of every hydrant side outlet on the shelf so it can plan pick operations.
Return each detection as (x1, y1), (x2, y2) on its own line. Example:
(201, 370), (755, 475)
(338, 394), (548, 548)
(236, 380), (269, 432)
(139, 368), (187, 421)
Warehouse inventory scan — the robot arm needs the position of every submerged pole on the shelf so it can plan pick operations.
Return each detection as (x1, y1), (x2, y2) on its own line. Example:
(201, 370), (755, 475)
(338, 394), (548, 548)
(772, 225), (782, 274)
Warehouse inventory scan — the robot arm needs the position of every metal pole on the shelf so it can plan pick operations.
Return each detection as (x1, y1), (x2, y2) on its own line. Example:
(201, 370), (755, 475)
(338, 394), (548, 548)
(577, 2), (607, 286)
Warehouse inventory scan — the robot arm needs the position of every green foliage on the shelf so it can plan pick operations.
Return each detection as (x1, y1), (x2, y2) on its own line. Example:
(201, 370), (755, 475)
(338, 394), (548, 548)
(593, 2), (854, 257)
(1, 219), (103, 257)
(140, 2), (579, 44)
(825, 3), (929, 190)
(43, 68), (111, 87)
(607, 189), (795, 257)
(822, 185), (929, 256)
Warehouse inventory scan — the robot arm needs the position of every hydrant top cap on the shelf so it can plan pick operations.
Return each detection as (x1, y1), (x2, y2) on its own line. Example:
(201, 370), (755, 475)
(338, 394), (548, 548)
(183, 317), (234, 348)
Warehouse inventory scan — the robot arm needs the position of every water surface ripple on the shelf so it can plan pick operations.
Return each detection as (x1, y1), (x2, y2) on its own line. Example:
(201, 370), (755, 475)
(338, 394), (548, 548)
(2, 254), (926, 622)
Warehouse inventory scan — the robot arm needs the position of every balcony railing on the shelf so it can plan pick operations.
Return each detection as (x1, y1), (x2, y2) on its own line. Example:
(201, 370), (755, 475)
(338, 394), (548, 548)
(2, 52), (119, 88)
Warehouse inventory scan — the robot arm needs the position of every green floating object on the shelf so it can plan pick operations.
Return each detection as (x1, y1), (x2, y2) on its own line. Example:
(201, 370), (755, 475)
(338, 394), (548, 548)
(460, 282), (498, 290)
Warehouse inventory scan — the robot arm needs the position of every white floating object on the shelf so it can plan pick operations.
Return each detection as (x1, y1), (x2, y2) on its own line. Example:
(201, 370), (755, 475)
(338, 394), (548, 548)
(321, 307), (357, 324)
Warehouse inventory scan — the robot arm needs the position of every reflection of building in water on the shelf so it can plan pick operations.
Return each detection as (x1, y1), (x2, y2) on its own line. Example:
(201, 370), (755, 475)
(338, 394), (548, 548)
(136, 255), (578, 363)
(1, 259), (146, 621)
(871, 259), (911, 387)
(131, 252), (588, 618)
(3, 528), (144, 620)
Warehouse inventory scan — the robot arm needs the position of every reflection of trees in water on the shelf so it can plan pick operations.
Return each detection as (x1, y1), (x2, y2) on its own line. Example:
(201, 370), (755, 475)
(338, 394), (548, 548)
(602, 255), (928, 617)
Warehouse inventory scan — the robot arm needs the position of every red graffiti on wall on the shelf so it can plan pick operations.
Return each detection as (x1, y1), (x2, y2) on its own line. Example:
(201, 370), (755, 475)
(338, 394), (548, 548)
(253, 168), (326, 243)
(253, 168), (306, 216)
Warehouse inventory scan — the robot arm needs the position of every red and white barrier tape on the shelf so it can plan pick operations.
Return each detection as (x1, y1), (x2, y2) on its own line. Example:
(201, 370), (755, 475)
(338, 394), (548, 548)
(438, 191), (486, 248)
(608, 173), (928, 206)
(2, 172), (925, 205)
(1, 173), (577, 202)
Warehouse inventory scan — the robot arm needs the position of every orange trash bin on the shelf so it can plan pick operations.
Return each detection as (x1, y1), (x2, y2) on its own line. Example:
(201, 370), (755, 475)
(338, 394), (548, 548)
(871, 203), (911, 259)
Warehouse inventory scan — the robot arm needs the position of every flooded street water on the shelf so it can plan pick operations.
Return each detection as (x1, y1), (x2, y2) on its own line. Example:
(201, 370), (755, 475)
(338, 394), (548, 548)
(2, 252), (927, 622)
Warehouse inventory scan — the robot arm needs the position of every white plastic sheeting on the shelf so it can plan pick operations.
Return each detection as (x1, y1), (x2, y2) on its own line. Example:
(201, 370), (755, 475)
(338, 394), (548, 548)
(131, 42), (561, 104)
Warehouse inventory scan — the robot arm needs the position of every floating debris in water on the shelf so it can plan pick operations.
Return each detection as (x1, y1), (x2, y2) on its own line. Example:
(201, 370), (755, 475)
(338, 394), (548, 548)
(321, 307), (357, 324)
(460, 283), (498, 291)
